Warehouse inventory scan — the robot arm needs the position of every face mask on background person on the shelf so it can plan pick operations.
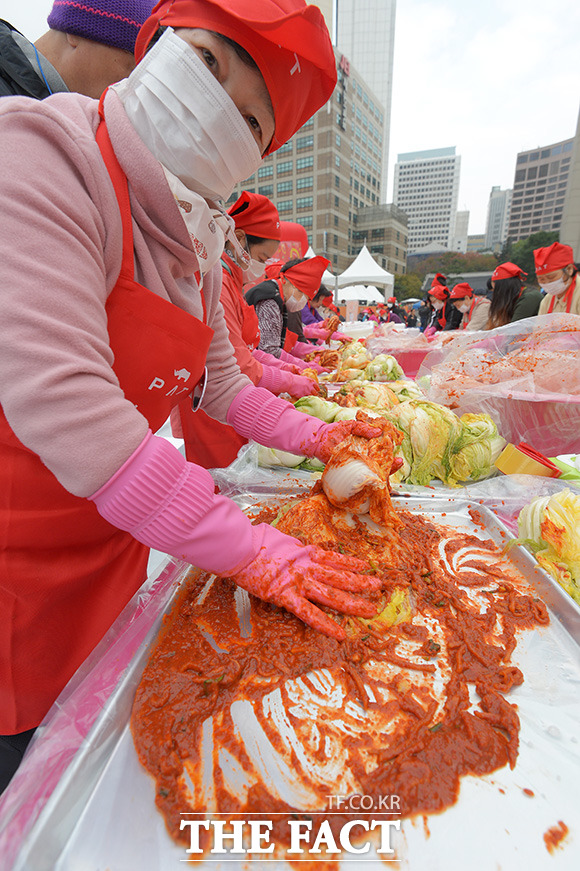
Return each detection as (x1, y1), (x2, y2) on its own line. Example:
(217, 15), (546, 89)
(243, 258), (266, 283)
(540, 275), (570, 296)
(112, 28), (262, 202)
(432, 300), (444, 311)
(285, 287), (308, 312)
(459, 302), (471, 313)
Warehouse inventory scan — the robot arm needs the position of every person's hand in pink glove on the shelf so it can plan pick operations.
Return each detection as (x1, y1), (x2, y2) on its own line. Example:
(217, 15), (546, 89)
(230, 525), (380, 640)
(332, 332), (350, 343)
(289, 375), (321, 398)
(424, 326), (437, 339)
(311, 419), (382, 463)
(279, 362), (303, 375)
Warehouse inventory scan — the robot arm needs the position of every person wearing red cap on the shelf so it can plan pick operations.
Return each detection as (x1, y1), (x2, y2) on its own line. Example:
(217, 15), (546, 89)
(534, 243), (580, 317)
(424, 274), (462, 334)
(245, 256), (331, 357)
(0, 0), (388, 790)
(449, 282), (490, 331)
(174, 191), (322, 469)
(487, 262), (542, 329)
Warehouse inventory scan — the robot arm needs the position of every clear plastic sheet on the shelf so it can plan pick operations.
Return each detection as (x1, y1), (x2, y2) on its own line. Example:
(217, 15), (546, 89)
(417, 314), (580, 454)
(2, 494), (579, 871)
(365, 324), (439, 378)
(2, 452), (580, 870)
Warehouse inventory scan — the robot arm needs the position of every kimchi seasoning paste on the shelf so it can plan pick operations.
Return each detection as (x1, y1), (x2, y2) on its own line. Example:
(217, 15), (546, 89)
(131, 495), (549, 863)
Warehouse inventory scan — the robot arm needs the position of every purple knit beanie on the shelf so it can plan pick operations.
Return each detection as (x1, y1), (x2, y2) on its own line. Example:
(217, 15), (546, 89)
(47, 1), (155, 54)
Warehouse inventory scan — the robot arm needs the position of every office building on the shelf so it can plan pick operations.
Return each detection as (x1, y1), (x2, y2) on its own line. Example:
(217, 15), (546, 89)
(336, 0), (396, 201)
(393, 147), (461, 253)
(228, 50), (385, 273)
(507, 138), (573, 242)
(452, 211), (470, 253)
(560, 106), (580, 257)
(351, 204), (408, 274)
(484, 186), (512, 252)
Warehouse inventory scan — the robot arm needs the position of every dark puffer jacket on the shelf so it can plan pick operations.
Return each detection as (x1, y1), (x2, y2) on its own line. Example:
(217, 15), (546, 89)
(0, 19), (61, 99)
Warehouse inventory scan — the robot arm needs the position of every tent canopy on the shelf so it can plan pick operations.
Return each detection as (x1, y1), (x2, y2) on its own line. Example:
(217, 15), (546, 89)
(338, 284), (384, 303)
(337, 245), (394, 289)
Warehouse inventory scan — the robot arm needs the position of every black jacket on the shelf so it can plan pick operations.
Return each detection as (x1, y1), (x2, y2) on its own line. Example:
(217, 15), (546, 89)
(0, 20), (54, 99)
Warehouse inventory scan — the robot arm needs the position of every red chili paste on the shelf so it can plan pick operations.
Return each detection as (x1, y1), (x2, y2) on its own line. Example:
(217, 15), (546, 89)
(131, 493), (549, 864)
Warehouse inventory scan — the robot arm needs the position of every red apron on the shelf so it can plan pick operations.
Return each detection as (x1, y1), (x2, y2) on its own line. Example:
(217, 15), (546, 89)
(178, 257), (257, 469)
(0, 106), (213, 733)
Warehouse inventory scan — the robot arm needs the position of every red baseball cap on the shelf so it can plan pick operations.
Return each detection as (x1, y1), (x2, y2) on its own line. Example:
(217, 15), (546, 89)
(387, 296), (397, 304)
(449, 282), (473, 300)
(428, 284), (449, 301)
(281, 255), (331, 300)
(491, 262), (527, 282)
(533, 242), (574, 275)
(135, 0), (337, 155)
(228, 191), (281, 240)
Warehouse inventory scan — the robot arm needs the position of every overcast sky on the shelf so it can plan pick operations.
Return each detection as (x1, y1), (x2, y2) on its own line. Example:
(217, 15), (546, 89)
(3, 0), (579, 234)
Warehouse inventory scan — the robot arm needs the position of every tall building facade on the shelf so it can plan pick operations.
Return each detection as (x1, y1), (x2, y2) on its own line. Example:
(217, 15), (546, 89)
(228, 50), (385, 273)
(452, 210), (469, 253)
(393, 147), (461, 253)
(560, 105), (580, 257)
(485, 186), (512, 251)
(336, 0), (396, 202)
(351, 204), (408, 274)
(507, 138), (573, 242)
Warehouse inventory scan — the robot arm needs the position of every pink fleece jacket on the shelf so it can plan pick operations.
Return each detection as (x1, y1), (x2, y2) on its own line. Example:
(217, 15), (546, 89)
(0, 90), (251, 497)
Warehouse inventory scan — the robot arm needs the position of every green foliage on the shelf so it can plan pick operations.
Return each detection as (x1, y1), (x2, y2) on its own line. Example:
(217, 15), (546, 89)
(508, 231), (559, 284)
(409, 251), (497, 281)
(393, 273), (422, 300)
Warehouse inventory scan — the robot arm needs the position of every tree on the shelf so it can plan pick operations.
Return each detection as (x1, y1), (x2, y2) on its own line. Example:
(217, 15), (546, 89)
(408, 251), (497, 282)
(510, 231), (559, 283)
(393, 273), (422, 300)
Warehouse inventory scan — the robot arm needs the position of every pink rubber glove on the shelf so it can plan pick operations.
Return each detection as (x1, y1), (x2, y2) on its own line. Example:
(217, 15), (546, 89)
(227, 385), (381, 463)
(252, 348), (302, 376)
(290, 341), (321, 360)
(279, 349), (310, 369)
(424, 326), (437, 338)
(89, 431), (378, 638)
(258, 365), (320, 398)
(303, 324), (329, 342)
(231, 524), (380, 640)
(332, 332), (350, 343)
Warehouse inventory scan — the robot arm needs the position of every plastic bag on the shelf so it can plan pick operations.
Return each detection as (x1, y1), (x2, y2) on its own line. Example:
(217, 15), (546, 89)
(417, 314), (580, 454)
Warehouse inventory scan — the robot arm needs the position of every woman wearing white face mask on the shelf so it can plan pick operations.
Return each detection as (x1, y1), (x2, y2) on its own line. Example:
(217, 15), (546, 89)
(174, 191), (322, 470)
(245, 256), (331, 358)
(535, 243), (580, 316)
(0, 0), (388, 790)
(448, 282), (491, 331)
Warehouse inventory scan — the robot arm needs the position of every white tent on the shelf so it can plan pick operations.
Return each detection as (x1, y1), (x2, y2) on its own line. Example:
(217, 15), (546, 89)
(338, 285), (384, 303)
(337, 245), (394, 292)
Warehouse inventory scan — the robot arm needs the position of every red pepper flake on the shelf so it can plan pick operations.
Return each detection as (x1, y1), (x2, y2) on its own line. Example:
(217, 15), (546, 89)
(544, 821), (569, 854)
(522, 788), (534, 797)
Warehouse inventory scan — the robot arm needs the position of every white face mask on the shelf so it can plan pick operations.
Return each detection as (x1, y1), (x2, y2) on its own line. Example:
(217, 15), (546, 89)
(244, 258), (266, 283)
(432, 300), (444, 311)
(540, 275), (569, 296)
(285, 291), (308, 312)
(112, 28), (262, 202)
(459, 302), (471, 313)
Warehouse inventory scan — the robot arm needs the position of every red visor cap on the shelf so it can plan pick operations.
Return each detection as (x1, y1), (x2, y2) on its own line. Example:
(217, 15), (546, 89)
(428, 284), (449, 301)
(283, 255), (330, 299)
(135, 0), (337, 155)
(431, 272), (447, 287)
(491, 262), (527, 282)
(449, 282), (473, 299)
(228, 191), (281, 240)
(533, 242), (574, 275)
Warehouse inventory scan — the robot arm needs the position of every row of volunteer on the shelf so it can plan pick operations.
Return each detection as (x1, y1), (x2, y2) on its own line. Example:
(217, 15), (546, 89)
(0, 0), (387, 792)
(424, 242), (579, 333)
